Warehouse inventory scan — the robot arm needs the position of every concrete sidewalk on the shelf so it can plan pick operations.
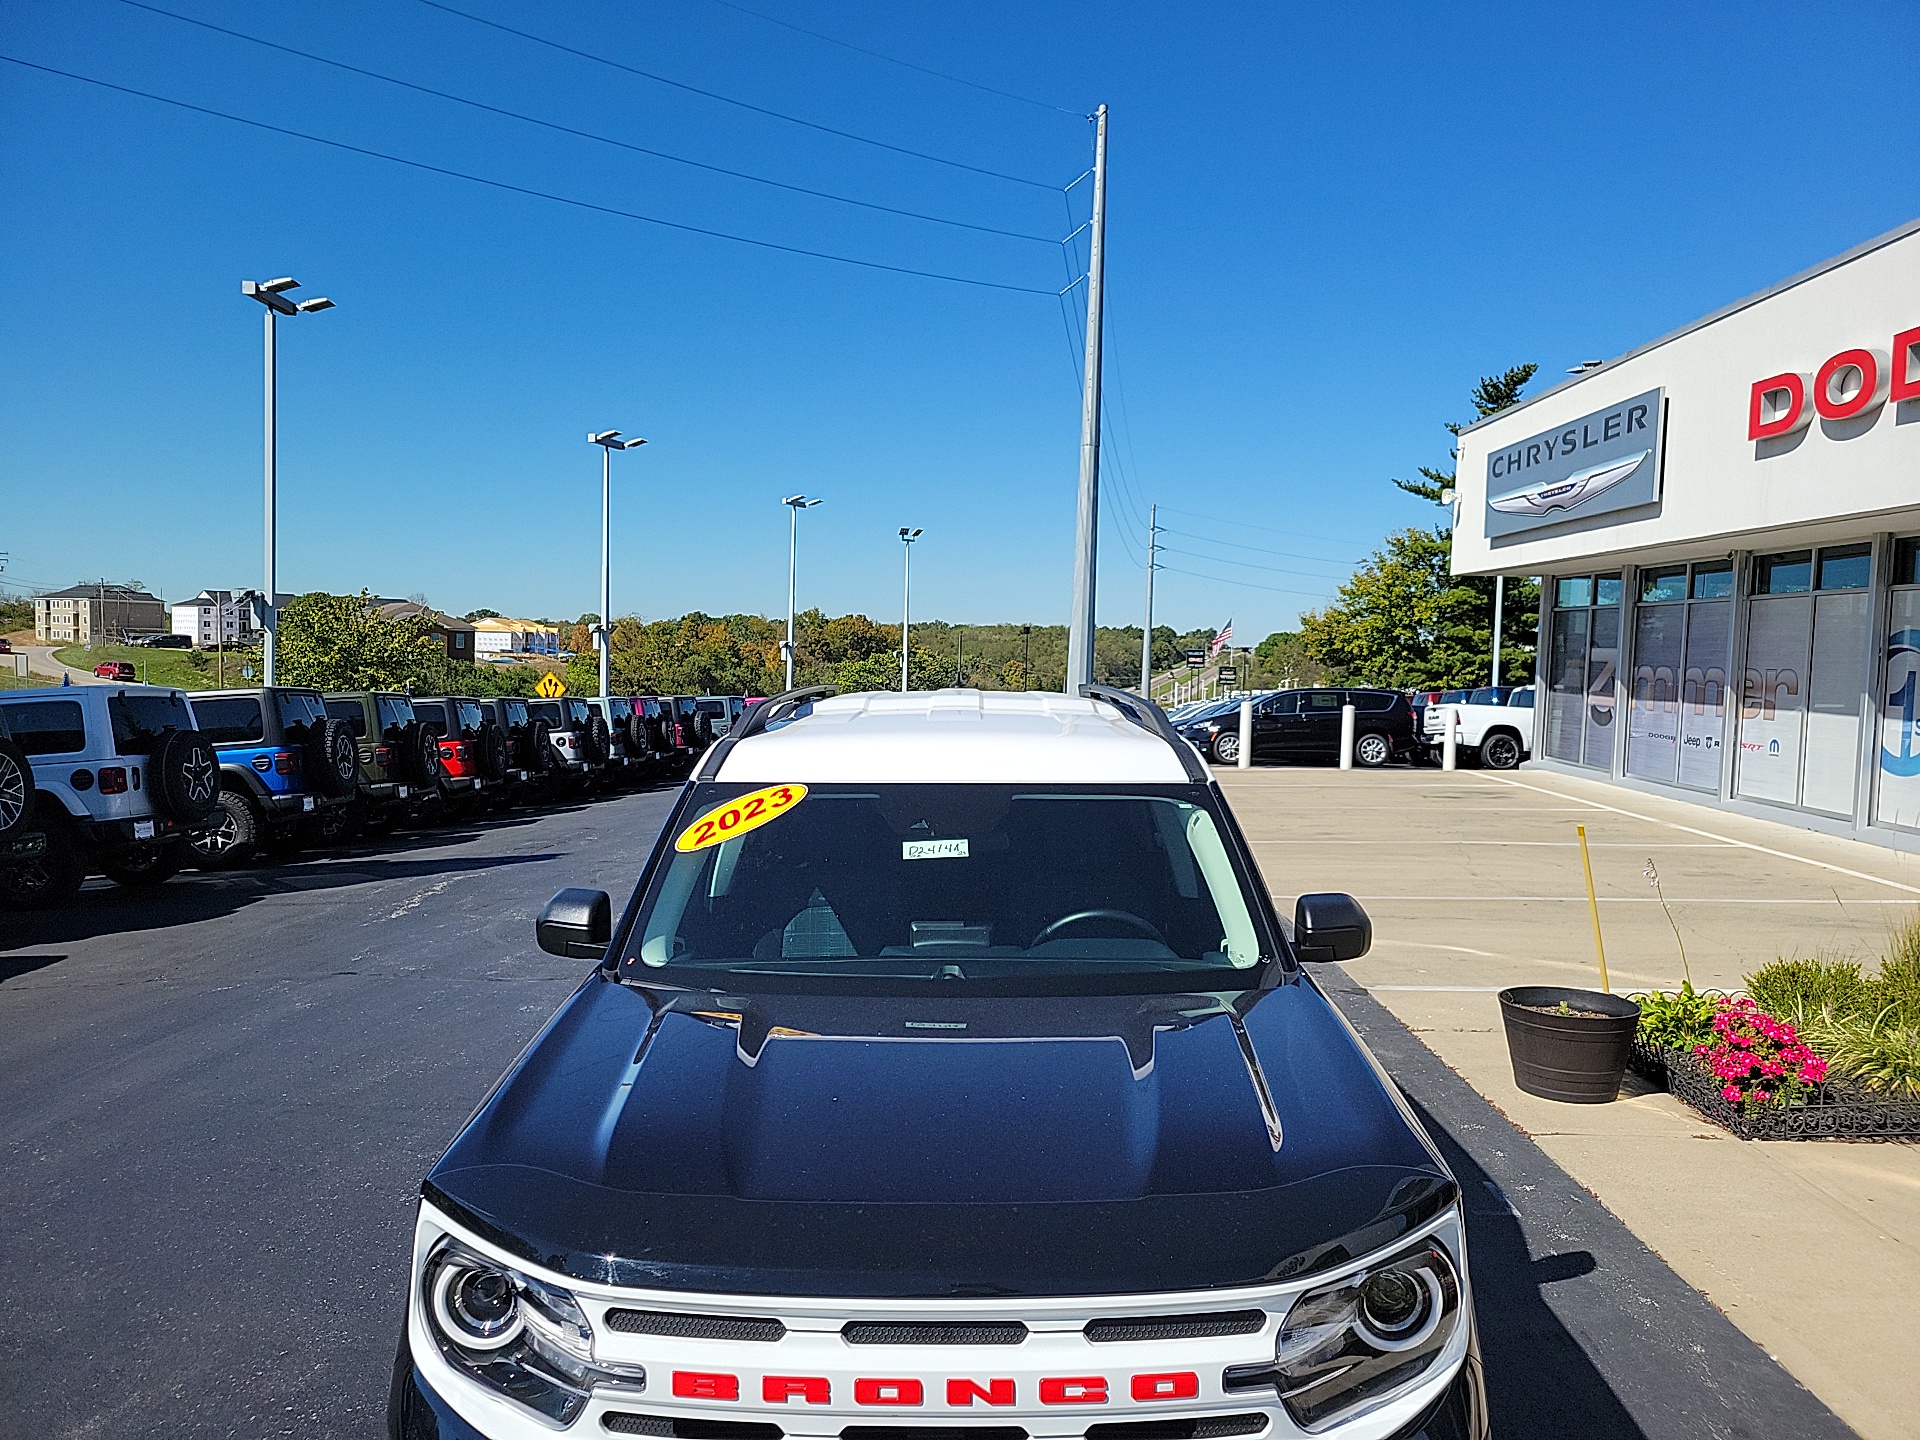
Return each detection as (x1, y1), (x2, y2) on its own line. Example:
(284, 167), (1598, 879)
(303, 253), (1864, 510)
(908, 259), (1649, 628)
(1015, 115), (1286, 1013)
(1217, 763), (1920, 1440)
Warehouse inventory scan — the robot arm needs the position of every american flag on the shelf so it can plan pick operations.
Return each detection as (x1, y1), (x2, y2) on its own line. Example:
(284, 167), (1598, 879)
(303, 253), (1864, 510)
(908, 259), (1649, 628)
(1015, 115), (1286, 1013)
(1208, 620), (1234, 659)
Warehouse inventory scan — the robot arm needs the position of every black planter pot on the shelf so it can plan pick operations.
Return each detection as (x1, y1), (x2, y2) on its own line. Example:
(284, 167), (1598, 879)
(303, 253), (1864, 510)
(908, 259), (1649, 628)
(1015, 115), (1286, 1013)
(1498, 985), (1642, 1104)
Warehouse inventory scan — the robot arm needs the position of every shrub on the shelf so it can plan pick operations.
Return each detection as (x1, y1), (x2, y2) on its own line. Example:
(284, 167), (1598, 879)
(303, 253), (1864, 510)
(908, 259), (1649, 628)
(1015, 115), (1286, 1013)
(1744, 957), (1870, 1025)
(1632, 984), (1719, 1053)
(1794, 1010), (1920, 1099)
(1694, 998), (1828, 1108)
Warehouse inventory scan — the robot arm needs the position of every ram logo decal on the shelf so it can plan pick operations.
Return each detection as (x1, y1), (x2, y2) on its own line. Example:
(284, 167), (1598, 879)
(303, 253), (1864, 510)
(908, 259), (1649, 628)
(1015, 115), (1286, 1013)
(1488, 450), (1648, 517)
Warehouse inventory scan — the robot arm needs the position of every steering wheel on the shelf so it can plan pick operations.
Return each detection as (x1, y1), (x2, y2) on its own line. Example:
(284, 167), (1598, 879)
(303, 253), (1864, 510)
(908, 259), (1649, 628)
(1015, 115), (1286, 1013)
(1030, 909), (1167, 948)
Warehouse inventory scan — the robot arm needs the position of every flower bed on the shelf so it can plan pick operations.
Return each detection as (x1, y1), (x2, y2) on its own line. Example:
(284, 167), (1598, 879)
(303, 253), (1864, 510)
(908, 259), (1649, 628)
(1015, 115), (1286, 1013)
(1653, 1045), (1920, 1141)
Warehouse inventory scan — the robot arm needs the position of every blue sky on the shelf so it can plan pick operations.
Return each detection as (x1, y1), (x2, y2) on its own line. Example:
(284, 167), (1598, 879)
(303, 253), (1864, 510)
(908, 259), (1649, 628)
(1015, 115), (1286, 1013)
(3, 1), (1916, 638)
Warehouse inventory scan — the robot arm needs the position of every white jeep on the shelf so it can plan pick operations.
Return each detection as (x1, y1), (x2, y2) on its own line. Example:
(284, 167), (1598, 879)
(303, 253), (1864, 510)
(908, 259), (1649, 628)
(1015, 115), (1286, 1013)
(0, 686), (221, 905)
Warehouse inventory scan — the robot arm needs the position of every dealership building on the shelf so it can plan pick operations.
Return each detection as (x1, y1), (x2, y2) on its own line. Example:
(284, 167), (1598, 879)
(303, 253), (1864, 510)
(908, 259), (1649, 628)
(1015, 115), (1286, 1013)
(1452, 217), (1920, 848)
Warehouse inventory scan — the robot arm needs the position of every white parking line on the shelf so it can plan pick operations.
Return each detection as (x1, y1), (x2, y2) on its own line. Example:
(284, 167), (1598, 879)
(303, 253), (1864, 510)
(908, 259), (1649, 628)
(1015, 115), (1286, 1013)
(1480, 773), (1920, 897)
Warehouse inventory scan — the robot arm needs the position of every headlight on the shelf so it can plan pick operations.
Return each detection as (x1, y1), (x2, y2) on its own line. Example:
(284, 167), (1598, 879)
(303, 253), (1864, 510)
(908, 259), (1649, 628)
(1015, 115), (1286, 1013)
(421, 1238), (644, 1426)
(1248, 1236), (1462, 1432)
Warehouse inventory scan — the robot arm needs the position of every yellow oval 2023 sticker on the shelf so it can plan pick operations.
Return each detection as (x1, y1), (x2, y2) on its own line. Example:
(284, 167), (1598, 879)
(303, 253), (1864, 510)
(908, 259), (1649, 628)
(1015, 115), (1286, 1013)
(675, 784), (808, 852)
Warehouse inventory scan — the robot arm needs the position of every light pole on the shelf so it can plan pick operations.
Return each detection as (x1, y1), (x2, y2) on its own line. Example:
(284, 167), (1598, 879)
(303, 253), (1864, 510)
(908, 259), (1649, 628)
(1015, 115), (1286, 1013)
(898, 527), (922, 693)
(782, 494), (822, 691)
(589, 431), (647, 700)
(242, 276), (333, 685)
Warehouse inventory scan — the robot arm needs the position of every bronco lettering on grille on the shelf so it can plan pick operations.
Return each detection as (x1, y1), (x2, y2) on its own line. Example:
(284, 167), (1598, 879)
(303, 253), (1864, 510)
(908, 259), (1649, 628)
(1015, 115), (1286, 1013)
(670, 1371), (1202, 1407)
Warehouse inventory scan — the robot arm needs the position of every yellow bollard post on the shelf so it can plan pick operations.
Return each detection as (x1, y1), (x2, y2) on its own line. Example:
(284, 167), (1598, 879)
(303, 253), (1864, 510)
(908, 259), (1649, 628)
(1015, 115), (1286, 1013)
(1576, 824), (1610, 993)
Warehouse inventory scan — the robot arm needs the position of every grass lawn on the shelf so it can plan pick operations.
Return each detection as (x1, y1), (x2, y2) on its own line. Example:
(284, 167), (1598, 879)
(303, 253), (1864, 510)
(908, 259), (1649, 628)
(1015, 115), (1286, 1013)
(0, 669), (56, 689)
(53, 643), (263, 691)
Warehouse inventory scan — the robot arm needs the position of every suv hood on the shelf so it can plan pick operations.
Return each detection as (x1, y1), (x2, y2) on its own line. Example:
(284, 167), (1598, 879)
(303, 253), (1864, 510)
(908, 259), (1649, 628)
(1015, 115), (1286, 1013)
(427, 977), (1454, 1298)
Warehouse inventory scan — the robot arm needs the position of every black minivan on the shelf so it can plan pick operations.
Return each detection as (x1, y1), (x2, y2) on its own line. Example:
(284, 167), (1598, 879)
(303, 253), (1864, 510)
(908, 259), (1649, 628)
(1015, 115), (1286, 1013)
(1180, 688), (1418, 768)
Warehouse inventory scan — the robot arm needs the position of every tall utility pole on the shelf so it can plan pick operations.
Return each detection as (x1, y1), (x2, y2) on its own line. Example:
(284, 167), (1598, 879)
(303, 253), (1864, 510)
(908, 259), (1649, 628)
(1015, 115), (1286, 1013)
(1491, 575), (1505, 687)
(898, 527), (922, 693)
(589, 431), (647, 700)
(242, 277), (333, 685)
(782, 494), (822, 691)
(1064, 103), (1109, 695)
(1140, 502), (1157, 700)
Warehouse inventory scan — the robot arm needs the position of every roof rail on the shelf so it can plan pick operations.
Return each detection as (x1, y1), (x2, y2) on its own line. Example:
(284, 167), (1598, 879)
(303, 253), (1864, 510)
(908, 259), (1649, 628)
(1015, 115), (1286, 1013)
(1080, 683), (1209, 783)
(694, 685), (837, 781)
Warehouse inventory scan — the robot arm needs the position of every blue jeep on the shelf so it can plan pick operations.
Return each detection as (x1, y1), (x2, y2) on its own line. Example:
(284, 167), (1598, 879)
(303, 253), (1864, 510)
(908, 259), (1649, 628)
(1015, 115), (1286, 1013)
(185, 687), (359, 866)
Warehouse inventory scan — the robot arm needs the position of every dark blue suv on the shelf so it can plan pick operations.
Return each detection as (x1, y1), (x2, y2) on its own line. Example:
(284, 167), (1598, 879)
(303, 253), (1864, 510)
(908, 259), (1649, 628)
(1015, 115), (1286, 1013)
(185, 687), (358, 866)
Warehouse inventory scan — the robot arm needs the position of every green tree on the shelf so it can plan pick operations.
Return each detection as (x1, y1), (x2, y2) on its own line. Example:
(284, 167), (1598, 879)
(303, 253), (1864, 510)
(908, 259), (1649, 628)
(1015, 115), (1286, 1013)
(1392, 364), (1538, 504)
(276, 591), (451, 691)
(1299, 529), (1538, 689)
(1252, 631), (1326, 687)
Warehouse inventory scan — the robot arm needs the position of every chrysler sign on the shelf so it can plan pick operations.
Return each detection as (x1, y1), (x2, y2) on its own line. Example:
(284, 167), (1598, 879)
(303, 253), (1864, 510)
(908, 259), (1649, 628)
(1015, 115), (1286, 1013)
(1484, 388), (1664, 537)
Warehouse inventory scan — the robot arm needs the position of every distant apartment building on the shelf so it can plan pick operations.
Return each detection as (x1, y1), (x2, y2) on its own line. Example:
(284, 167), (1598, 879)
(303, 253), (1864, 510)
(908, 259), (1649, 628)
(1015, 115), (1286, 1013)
(170, 589), (283, 648)
(372, 600), (478, 662)
(35, 584), (167, 644)
(472, 617), (561, 659)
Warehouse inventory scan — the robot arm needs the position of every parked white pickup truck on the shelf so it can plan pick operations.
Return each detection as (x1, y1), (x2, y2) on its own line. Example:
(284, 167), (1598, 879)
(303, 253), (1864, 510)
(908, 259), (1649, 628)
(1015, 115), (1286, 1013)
(1421, 684), (1535, 769)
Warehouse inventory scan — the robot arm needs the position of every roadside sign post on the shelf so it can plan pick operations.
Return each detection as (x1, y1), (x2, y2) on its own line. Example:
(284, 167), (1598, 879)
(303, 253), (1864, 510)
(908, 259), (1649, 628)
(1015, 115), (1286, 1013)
(535, 671), (567, 699)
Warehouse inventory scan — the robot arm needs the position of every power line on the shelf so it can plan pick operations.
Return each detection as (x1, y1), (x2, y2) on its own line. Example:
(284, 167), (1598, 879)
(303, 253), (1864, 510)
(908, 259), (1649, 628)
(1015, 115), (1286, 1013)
(415, 0), (1062, 190)
(697, 0), (1085, 117)
(1160, 528), (1359, 568)
(1159, 504), (1375, 549)
(1158, 545), (1351, 582)
(0, 54), (1059, 295)
(1157, 563), (1334, 601)
(118, 0), (1061, 245)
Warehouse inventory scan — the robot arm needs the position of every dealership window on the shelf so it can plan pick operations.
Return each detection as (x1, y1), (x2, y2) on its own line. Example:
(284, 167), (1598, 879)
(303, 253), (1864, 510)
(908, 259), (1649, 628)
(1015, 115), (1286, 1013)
(1736, 545), (1873, 817)
(1873, 538), (1920, 832)
(1545, 574), (1620, 769)
(1627, 561), (1733, 790)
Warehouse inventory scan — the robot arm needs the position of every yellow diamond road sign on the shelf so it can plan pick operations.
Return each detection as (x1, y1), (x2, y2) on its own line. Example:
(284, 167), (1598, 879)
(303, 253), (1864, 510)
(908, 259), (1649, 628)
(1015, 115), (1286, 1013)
(534, 671), (566, 698)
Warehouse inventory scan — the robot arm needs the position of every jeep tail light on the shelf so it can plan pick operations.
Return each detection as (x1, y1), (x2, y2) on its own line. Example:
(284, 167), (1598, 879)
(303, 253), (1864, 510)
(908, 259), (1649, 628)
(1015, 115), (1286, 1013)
(98, 766), (129, 795)
(374, 745), (393, 768)
(274, 751), (297, 774)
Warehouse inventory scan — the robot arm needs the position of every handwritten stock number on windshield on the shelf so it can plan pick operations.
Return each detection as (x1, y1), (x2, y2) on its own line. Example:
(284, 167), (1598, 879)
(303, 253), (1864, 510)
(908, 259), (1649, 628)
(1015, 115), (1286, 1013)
(674, 784), (808, 852)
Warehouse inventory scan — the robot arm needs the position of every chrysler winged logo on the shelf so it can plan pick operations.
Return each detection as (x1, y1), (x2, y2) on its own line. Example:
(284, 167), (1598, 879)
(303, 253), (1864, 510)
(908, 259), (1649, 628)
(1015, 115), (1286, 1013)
(1488, 449), (1649, 517)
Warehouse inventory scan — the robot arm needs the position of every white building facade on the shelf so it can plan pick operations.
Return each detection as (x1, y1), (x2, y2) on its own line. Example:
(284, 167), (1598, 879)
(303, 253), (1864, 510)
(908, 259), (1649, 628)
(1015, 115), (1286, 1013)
(172, 590), (264, 647)
(1452, 218), (1920, 849)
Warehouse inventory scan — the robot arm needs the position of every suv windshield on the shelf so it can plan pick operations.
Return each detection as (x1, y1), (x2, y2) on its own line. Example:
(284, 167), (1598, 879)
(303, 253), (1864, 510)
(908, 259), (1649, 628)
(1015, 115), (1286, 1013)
(621, 783), (1268, 994)
(376, 696), (414, 732)
(455, 700), (486, 733)
(501, 699), (529, 727)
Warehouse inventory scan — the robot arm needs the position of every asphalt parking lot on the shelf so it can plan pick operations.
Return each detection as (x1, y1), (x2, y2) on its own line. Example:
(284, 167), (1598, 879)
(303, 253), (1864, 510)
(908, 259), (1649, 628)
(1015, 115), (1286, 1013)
(0, 783), (1857, 1439)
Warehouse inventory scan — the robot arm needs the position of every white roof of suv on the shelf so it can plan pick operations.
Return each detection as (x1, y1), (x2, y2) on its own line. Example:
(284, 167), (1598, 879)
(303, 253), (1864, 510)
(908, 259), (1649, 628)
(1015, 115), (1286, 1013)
(715, 689), (1199, 784)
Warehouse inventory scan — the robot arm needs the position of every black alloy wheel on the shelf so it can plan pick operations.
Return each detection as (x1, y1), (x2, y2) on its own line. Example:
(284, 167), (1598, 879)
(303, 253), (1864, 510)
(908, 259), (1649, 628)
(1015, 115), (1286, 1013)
(406, 722), (443, 786)
(1481, 732), (1523, 770)
(308, 717), (359, 798)
(478, 723), (509, 781)
(153, 729), (222, 824)
(187, 788), (261, 868)
(99, 840), (184, 887)
(0, 736), (35, 840)
(0, 815), (85, 908)
(1353, 732), (1392, 768)
(526, 718), (555, 775)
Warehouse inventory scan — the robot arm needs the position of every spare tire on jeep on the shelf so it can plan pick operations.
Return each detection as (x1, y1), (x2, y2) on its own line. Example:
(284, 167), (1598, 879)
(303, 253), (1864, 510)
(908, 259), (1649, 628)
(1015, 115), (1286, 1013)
(0, 735), (35, 841)
(626, 711), (649, 757)
(583, 713), (611, 765)
(153, 728), (221, 824)
(526, 717), (555, 774)
(477, 721), (509, 781)
(403, 721), (442, 786)
(307, 717), (359, 798)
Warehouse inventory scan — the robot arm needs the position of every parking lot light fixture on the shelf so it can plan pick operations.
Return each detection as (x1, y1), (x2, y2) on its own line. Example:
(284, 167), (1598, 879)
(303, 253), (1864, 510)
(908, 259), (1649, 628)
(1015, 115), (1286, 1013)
(782, 495), (823, 690)
(243, 274), (334, 685)
(589, 430), (647, 700)
(898, 527), (922, 693)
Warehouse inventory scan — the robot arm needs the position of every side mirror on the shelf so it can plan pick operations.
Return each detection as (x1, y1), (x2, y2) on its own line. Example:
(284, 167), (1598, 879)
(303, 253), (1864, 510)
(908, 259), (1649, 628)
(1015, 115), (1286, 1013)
(536, 887), (612, 959)
(1293, 892), (1372, 962)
